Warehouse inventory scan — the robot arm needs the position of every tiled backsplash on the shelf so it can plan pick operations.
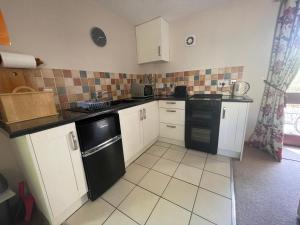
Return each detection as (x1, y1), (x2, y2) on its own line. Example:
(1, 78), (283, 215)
(153, 66), (243, 96)
(22, 69), (145, 110)
(4, 66), (243, 111)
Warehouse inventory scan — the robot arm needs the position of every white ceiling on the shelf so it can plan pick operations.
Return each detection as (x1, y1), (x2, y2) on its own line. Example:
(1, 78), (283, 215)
(97, 0), (232, 25)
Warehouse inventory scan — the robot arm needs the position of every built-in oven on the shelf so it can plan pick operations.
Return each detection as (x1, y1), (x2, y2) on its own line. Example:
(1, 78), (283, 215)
(185, 94), (222, 154)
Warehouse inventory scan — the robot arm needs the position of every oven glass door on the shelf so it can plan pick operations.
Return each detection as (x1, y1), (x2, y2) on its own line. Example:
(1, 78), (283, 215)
(185, 121), (219, 154)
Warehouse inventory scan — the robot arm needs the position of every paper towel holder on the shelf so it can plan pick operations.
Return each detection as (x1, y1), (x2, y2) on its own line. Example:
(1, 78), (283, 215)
(0, 55), (43, 68)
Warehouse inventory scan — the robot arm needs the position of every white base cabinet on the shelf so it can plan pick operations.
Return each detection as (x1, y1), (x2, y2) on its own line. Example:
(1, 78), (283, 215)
(119, 101), (159, 166)
(158, 100), (185, 146)
(9, 123), (88, 225)
(218, 102), (250, 160)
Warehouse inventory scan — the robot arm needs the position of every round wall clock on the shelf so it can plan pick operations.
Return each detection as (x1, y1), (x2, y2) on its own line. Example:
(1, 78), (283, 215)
(90, 27), (107, 47)
(185, 35), (196, 47)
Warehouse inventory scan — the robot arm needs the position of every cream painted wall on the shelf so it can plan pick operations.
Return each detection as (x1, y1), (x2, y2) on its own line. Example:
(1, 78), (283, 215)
(0, 0), (141, 73)
(145, 0), (280, 139)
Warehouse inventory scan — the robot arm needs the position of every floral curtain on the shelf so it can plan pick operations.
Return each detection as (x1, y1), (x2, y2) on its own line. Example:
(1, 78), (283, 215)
(249, 0), (300, 161)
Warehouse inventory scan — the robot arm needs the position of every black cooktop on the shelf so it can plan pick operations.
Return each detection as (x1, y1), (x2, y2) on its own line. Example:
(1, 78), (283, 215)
(188, 94), (222, 100)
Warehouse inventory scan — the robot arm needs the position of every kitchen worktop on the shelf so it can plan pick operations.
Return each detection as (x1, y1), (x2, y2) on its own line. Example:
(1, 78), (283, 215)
(0, 95), (253, 138)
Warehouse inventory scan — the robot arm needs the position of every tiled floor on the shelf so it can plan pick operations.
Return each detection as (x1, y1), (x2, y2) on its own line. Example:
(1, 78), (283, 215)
(65, 141), (233, 225)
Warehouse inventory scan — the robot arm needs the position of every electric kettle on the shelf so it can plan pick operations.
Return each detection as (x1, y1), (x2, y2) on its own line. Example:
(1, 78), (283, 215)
(231, 81), (250, 97)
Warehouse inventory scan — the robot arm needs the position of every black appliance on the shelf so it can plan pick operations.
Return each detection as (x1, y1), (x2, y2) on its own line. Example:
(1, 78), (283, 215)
(174, 86), (187, 98)
(185, 94), (222, 154)
(76, 114), (125, 201)
(131, 83), (153, 98)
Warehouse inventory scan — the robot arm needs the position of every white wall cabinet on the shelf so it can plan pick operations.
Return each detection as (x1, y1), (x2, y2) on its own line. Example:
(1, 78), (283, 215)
(119, 101), (159, 166)
(11, 123), (88, 225)
(136, 17), (169, 64)
(158, 100), (185, 146)
(218, 102), (249, 159)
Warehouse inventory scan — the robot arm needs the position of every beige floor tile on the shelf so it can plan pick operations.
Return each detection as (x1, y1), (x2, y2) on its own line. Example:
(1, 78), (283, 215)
(162, 149), (185, 162)
(135, 153), (160, 168)
(145, 198), (190, 225)
(207, 154), (231, 162)
(155, 141), (171, 148)
(189, 214), (214, 225)
(181, 154), (206, 169)
(102, 179), (135, 207)
(174, 164), (203, 186)
(194, 188), (232, 225)
(162, 178), (197, 211)
(186, 149), (208, 158)
(204, 158), (231, 177)
(147, 145), (168, 157)
(118, 186), (159, 225)
(103, 210), (138, 225)
(152, 158), (179, 176)
(66, 198), (114, 225)
(169, 144), (188, 152)
(139, 170), (171, 195)
(123, 163), (149, 184)
(200, 171), (231, 198)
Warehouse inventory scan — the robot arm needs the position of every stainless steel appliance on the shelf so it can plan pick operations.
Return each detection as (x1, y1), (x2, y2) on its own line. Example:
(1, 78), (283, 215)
(76, 114), (125, 201)
(131, 83), (153, 98)
(185, 94), (222, 154)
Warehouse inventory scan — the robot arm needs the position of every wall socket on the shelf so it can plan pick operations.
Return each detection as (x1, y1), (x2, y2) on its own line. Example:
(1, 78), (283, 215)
(217, 80), (230, 87)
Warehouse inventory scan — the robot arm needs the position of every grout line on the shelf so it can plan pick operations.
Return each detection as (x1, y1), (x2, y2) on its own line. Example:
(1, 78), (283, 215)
(143, 142), (187, 225)
(188, 153), (208, 225)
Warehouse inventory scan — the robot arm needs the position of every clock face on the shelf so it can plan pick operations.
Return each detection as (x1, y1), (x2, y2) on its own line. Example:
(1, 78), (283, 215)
(90, 27), (107, 47)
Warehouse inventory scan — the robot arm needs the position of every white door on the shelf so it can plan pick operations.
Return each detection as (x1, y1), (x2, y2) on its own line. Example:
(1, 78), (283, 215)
(119, 105), (143, 166)
(142, 101), (159, 148)
(30, 123), (87, 218)
(218, 102), (250, 155)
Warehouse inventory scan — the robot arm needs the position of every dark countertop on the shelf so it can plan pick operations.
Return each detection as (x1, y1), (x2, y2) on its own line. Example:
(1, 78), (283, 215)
(221, 95), (253, 103)
(0, 95), (253, 138)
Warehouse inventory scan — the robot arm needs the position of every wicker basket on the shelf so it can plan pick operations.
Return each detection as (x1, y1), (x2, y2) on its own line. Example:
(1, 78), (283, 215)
(0, 86), (58, 124)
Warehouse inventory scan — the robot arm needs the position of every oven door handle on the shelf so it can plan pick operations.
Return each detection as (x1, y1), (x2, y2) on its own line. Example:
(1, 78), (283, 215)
(82, 135), (122, 158)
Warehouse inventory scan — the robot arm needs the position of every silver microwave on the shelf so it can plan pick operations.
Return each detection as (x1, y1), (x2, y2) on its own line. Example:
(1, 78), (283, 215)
(131, 83), (153, 98)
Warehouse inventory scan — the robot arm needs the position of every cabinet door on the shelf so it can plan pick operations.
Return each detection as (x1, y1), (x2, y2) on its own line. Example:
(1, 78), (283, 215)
(119, 105), (143, 166)
(142, 101), (159, 148)
(218, 102), (249, 153)
(30, 123), (87, 218)
(136, 17), (169, 64)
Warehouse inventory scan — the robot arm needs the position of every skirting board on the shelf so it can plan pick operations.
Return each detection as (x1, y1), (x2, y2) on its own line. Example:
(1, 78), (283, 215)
(158, 137), (184, 147)
(218, 148), (241, 160)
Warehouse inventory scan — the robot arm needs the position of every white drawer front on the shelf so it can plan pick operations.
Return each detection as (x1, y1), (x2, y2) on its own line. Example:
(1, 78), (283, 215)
(159, 108), (185, 125)
(159, 100), (185, 109)
(160, 123), (184, 141)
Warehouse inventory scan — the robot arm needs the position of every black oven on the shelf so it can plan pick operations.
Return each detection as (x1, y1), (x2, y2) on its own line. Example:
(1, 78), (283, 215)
(185, 94), (222, 154)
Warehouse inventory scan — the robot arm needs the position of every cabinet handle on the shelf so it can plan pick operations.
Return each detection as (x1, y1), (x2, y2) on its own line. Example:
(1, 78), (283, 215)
(166, 125), (176, 128)
(140, 109), (143, 121)
(143, 108), (146, 119)
(166, 102), (176, 104)
(69, 131), (79, 150)
(158, 46), (161, 56)
(166, 110), (176, 113)
(222, 107), (226, 119)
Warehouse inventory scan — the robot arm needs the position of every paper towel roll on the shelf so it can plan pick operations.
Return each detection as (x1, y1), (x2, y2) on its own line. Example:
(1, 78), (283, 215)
(0, 52), (37, 68)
